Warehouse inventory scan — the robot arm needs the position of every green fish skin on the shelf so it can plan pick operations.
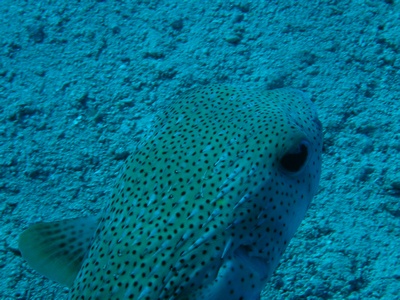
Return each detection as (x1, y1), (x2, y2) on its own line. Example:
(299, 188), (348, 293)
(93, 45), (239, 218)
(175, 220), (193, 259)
(19, 85), (323, 300)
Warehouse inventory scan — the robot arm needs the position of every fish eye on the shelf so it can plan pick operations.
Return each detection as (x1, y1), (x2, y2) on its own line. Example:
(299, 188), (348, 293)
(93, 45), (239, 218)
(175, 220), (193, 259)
(280, 140), (309, 173)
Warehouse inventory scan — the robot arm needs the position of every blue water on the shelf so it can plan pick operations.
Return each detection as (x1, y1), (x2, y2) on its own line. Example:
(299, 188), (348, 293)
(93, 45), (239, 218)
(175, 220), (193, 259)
(1, 1), (399, 299)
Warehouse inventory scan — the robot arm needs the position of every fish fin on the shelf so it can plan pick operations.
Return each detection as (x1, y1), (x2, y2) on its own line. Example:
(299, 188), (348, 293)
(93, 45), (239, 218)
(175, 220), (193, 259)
(18, 215), (99, 287)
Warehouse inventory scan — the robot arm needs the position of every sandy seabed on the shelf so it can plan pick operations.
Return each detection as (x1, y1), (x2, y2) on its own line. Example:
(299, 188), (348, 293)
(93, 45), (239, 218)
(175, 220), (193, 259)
(0, 1), (399, 299)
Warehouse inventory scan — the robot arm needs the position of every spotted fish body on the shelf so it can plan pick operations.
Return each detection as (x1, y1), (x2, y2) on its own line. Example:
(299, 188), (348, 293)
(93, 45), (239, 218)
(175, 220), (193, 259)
(19, 85), (323, 300)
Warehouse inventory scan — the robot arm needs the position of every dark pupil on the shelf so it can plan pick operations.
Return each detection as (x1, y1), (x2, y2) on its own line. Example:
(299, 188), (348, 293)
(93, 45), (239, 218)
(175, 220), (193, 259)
(280, 143), (308, 172)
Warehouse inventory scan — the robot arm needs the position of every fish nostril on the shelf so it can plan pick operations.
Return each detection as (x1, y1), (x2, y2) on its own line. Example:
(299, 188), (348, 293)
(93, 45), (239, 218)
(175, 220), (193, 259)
(280, 141), (309, 173)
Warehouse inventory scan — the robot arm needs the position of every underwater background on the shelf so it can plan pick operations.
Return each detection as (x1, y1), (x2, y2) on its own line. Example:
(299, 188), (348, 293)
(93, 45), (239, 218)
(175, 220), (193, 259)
(0, 0), (399, 299)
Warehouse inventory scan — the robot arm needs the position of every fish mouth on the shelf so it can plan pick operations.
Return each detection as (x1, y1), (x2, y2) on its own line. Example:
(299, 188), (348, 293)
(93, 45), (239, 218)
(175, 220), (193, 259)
(234, 245), (270, 281)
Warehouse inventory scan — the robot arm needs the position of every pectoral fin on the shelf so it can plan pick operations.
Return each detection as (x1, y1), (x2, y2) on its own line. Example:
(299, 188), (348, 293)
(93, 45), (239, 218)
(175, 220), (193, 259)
(18, 215), (99, 287)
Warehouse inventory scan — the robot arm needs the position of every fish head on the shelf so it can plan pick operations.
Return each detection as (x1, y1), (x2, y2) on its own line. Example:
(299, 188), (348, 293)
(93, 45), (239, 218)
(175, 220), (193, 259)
(161, 86), (323, 299)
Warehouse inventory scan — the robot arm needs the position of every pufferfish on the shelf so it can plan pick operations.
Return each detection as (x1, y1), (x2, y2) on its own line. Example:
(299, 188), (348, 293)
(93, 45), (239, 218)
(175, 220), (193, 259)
(19, 84), (323, 300)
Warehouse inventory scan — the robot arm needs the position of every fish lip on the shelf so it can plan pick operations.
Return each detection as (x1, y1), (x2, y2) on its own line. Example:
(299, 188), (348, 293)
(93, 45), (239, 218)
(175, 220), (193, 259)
(234, 245), (270, 280)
